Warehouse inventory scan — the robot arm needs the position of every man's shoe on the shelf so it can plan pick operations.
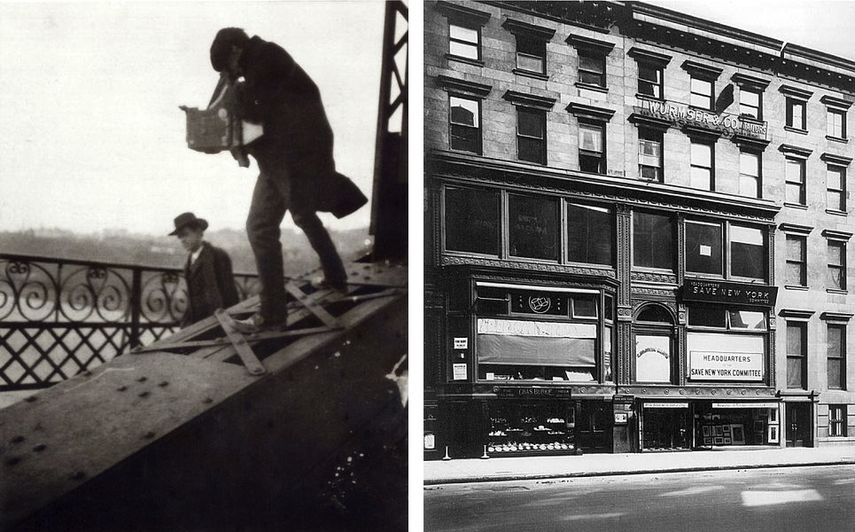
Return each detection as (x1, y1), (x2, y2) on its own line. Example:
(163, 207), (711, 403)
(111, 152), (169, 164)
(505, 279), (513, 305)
(231, 312), (287, 334)
(311, 277), (348, 293)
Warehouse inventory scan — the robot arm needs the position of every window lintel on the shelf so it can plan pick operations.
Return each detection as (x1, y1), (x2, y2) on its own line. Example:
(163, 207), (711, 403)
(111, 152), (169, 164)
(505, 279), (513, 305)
(779, 308), (815, 319)
(779, 143), (813, 159)
(822, 228), (853, 241)
(820, 152), (853, 166)
(504, 90), (556, 110)
(779, 222), (813, 235)
(566, 34), (615, 53)
(628, 47), (672, 67)
(502, 17), (556, 41)
(820, 311), (854, 322)
(820, 94), (853, 110)
(731, 72), (771, 91)
(437, 75), (492, 98)
(682, 60), (723, 81)
(567, 102), (615, 122)
(436, 1), (491, 26)
(779, 84), (813, 101)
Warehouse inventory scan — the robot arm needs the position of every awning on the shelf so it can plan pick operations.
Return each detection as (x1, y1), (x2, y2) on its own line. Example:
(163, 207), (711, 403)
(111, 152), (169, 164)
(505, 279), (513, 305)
(477, 335), (595, 367)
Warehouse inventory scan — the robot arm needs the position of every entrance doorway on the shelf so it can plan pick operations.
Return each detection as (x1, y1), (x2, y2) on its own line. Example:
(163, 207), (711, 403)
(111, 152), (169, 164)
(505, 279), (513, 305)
(786, 403), (811, 447)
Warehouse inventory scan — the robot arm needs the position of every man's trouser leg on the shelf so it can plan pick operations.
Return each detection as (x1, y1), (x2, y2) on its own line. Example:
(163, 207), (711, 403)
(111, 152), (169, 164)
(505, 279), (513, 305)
(246, 173), (289, 321)
(291, 207), (347, 287)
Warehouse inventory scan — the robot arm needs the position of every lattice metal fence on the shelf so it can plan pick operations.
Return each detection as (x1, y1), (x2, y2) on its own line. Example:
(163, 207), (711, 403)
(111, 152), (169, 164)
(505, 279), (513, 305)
(0, 254), (258, 391)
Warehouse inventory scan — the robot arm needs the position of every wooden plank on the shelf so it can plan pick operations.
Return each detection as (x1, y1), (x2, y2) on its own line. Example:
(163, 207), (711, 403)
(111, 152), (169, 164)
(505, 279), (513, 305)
(214, 310), (266, 376)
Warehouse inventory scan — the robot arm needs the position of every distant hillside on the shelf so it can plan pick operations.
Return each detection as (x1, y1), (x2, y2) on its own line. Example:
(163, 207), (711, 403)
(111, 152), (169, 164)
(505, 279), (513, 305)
(0, 227), (371, 275)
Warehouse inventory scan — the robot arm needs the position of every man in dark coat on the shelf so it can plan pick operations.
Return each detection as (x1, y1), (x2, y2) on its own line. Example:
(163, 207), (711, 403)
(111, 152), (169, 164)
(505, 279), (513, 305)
(209, 27), (366, 332)
(170, 212), (240, 327)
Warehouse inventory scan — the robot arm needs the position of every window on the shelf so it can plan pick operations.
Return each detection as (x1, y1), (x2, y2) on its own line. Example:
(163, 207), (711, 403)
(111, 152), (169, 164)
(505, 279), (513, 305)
(690, 141), (714, 191)
(686, 221), (723, 276)
(829, 405), (847, 436)
(739, 89), (762, 119)
(786, 322), (807, 389)
(827, 325), (846, 390)
(508, 194), (559, 260)
(638, 63), (663, 99)
(578, 48), (606, 87)
(690, 77), (713, 110)
(633, 211), (673, 270)
(786, 98), (806, 130)
(448, 23), (479, 60)
(515, 35), (545, 74)
(785, 235), (807, 286)
(517, 108), (546, 164)
(828, 240), (846, 291)
(449, 95), (480, 153)
(604, 294), (614, 382)
(638, 129), (663, 181)
(687, 305), (767, 383)
(739, 151), (761, 198)
(827, 108), (846, 139)
(635, 304), (674, 384)
(785, 158), (806, 205)
(579, 123), (605, 174)
(730, 225), (766, 280)
(566, 203), (613, 265)
(444, 187), (499, 255)
(827, 165), (846, 212)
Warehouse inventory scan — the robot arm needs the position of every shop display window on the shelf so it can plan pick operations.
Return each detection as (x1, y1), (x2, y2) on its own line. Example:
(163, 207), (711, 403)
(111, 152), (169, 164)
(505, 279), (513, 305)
(566, 203), (614, 266)
(696, 408), (778, 447)
(508, 194), (560, 260)
(487, 402), (576, 455)
(642, 408), (690, 451)
(444, 186), (499, 255)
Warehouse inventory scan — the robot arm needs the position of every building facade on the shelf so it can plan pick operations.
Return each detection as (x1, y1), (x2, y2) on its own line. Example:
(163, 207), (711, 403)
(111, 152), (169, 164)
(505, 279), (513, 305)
(424, 0), (855, 458)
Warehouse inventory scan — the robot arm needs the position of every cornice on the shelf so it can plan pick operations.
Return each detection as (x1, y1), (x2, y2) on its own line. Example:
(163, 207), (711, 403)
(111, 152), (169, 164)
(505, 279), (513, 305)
(627, 46), (672, 66)
(778, 222), (813, 235)
(502, 17), (556, 41)
(731, 72), (771, 90)
(778, 144), (813, 158)
(820, 311), (854, 321)
(435, 1), (491, 26)
(778, 308), (816, 319)
(820, 94), (854, 110)
(682, 59), (723, 80)
(566, 34), (616, 53)
(435, 75), (492, 98)
(822, 229), (853, 241)
(503, 90), (557, 110)
(566, 102), (617, 122)
(779, 84), (814, 101)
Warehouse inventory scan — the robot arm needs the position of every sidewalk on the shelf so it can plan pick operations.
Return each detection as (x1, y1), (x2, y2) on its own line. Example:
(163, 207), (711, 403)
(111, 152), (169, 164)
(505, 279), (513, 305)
(424, 446), (855, 485)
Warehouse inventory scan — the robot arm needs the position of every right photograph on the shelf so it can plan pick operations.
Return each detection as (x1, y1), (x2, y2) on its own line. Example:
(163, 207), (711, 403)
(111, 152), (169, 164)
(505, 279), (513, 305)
(424, 0), (855, 529)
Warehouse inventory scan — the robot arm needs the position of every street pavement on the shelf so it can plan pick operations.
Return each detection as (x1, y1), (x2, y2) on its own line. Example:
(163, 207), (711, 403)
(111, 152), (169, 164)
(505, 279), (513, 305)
(424, 465), (855, 532)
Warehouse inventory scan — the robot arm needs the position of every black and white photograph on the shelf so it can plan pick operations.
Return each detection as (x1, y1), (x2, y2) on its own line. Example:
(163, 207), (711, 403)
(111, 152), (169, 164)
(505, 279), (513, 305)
(423, 1), (855, 531)
(0, 1), (407, 530)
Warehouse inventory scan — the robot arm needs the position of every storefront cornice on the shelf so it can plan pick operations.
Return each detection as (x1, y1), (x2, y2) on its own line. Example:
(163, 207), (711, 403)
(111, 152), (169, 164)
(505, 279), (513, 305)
(439, 255), (620, 285)
(429, 149), (781, 220)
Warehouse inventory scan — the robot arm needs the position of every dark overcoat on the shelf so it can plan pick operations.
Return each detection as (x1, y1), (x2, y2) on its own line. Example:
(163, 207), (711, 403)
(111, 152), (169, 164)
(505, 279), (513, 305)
(236, 36), (367, 218)
(182, 242), (240, 326)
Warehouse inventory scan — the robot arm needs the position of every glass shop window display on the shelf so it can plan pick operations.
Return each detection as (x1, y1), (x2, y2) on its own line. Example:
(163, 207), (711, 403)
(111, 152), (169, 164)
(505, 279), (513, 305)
(487, 401), (576, 455)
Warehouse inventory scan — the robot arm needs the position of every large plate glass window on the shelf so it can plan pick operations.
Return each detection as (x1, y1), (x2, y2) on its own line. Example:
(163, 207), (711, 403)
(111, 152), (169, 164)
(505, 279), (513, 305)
(444, 187), (499, 255)
(449, 95), (481, 153)
(578, 122), (605, 174)
(449, 23), (479, 60)
(566, 203), (613, 265)
(508, 194), (560, 260)
(690, 140), (714, 191)
(633, 211), (673, 270)
(686, 220), (723, 276)
(517, 108), (546, 164)
(638, 128), (663, 181)
(730, 224), (766, 280)
(785, 157), (806, 205)
(687, 304), (767, 383)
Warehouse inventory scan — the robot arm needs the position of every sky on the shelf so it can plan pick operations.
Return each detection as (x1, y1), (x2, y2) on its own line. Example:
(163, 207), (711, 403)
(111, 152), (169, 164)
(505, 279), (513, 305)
(0, 1), (386, 236)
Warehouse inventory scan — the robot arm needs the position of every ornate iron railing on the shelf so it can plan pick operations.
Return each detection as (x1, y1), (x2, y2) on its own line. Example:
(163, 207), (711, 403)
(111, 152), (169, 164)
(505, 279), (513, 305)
(0, 253), (258, 391)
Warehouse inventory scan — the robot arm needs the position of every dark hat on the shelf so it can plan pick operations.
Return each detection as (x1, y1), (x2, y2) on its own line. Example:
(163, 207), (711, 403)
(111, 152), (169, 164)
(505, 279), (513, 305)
(210, 27), (249, 72)
(169, 212), (208, 236)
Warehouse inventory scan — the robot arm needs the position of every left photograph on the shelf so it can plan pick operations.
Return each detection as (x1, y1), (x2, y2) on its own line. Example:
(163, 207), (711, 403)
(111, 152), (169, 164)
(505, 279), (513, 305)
(0, 1), (407, 531)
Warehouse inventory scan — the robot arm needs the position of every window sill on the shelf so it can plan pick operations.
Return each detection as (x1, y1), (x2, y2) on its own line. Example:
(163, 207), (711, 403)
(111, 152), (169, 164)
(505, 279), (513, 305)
(784, 285), (809, 291)
(575, 82), (609, 93)
(513, 68), (549, 81)
(445, 53), (484, 67)
(635, 93), (665, 103)
(784, 203), (808, 210)
(689, 104), (715, 113)
(826, 208), (848, 216)
(826, 288), (848, 295)
(826, 135), (849, 144)
(784, 126), (808, 135)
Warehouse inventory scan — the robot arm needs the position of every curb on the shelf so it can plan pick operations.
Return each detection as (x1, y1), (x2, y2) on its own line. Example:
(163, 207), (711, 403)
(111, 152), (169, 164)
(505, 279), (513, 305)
(424, 459), (855, 486)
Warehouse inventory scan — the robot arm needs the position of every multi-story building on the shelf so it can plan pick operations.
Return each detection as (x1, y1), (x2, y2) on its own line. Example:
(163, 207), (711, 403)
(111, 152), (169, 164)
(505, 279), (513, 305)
(424, 1), (855, 458)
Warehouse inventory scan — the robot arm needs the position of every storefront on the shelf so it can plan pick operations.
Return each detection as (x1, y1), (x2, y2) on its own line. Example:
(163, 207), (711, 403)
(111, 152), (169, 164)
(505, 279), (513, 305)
(694, 401), (780, 448)
(640, 402), (691, 451)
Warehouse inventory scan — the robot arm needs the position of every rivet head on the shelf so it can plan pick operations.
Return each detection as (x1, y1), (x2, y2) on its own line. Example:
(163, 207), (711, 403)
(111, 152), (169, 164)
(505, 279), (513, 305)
(137, 377), (147, 383)
(10, 435), (24, 444)
(158, 381), (169, 387)
(117, 385), (127, 392)
(4, 456), (21, 466)
(32, 444), (47, 453)
(143, 431), (156, 439)
(138, 391), (150, 398)
(203, 398), (213, 404)
(24, 396), (37, 403)
(70, 471), (86, 481)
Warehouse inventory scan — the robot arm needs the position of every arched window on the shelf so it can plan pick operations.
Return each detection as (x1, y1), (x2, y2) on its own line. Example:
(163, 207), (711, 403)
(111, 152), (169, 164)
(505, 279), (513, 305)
(634, 303), (675, 384)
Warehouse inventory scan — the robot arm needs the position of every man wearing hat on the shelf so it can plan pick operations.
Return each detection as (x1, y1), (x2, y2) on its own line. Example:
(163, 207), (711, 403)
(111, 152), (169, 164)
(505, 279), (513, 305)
(170, 212), (240, 327)
(208, 27), (367, 333)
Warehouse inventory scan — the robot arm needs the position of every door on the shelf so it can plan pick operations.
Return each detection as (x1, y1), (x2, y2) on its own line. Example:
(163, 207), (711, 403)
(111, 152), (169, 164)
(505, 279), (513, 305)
(785, 403), (811, 447)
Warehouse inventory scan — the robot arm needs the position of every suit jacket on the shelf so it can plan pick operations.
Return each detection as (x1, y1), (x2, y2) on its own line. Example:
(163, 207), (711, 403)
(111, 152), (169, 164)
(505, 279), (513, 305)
(235, 35), (367, 218)
(182, 242), (240, 326)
